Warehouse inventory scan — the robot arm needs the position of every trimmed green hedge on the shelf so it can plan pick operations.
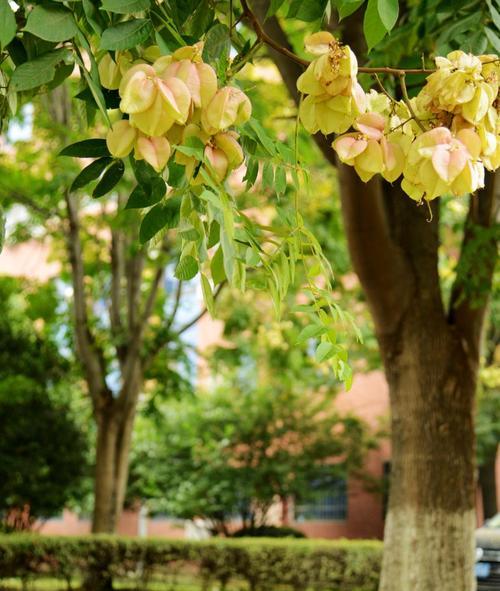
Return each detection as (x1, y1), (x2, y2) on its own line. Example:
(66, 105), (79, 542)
(0, 535), (382, 591)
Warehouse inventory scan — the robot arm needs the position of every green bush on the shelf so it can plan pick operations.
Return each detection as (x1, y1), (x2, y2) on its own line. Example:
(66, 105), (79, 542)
(231, 526), (306, 538)
(0, 535), (382, 591)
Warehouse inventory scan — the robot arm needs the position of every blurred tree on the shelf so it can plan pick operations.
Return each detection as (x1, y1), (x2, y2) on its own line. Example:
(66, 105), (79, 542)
(129, 385), (371, 535)
(0, 91), (204, 534)
(0, 278), (88, 530)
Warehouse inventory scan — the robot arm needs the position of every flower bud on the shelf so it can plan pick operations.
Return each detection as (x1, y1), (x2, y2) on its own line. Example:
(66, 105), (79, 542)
(106, 120), (137, 158)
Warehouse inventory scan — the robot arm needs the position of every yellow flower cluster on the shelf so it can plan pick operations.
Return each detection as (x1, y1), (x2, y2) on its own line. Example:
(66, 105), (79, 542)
(298, 32), (499, 201)
(100, 43), (251, 179)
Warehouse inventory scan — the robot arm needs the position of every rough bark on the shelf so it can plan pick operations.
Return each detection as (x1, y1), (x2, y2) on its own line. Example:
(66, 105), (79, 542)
(479, 454), (498, 521)
(92, 398), (138, 533)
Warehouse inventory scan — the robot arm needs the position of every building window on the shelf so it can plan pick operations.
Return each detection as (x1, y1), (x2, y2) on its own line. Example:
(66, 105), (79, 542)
(295, 478), (348, 521)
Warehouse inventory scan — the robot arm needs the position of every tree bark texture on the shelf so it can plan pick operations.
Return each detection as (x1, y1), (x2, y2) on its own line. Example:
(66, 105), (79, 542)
(92, 394), (138, 533)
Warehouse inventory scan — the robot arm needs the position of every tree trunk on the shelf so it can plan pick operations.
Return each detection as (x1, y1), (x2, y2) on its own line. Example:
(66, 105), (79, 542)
(378, 312), (477, 591)
(92, 401), (137, 534)
(479, 454), (498, 521)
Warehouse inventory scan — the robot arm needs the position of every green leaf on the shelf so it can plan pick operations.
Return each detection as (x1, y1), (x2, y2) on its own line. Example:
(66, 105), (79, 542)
(247, 119), (276, 156)
(275, 166), (287, 196)
(0, 206), (5, 254)
(486, 0), (500, 32)
(364, 0), (387, 50)
(297, 324), (327, 344)
(125, 179), (165, 209)
(70, 157), (113, 191)
(139, 196), (181, 243)
(101, 19), (153, 50)
(485, 26), (500, 52)
(377, 0), (398, 32)
(132, 158), (158, 185)
(210, 247), (226, 285)
(0, 0), (16, 50)
(24, 4), (78, 42)
(60, 139), (109, 158)
(93, 160), (125, 197)
(202, 23), (230, 65)
(287, 0), (328, 21)
(315, 341), (336, 363)
(200, 273), (215, 315)
(262, 161), (274, 190)
(266, 0), (286, 18)
(167, 161), (185, 188)
(101, 0), (151, 13)
(175, 255), (199, 281)
(188, 0), (214, 37)
(335, 0), (363, 20)
(10, 49), (69, 91)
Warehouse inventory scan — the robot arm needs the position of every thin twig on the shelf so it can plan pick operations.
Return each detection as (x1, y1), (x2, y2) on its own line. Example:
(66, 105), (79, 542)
(239, 0), (437, 76)
(398, 72), (426, 132)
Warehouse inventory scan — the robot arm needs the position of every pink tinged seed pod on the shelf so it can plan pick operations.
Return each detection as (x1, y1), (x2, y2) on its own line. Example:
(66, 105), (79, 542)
(119, 64), (157, 114)
(156, 76), (192, 123)
(430, 140), (469, 183)
(354, 112), (386, 140)
(135, 135), (171, 172)
(202, 87), (252, 134)
(106, 120), (137, 158)
(204, 145), (229, 181)
(381, 138), (405, 183)
(333, 134), (368, 164)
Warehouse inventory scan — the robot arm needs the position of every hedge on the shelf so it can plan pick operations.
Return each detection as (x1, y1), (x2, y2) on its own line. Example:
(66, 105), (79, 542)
(0, 535), (382, 591)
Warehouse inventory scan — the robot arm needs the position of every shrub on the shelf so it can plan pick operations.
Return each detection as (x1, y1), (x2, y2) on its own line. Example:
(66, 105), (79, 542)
(0, 535), (382, 591)
(231, 525), (306, 538)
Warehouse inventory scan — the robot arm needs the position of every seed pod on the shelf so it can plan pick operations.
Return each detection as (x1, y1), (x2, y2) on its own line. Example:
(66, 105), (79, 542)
(135, 135), (171, 172)
(119, 64), (156, 114)
(106, 120), (137, 158)
(204, 145), (229, 181)
(130, 92), (175, 137)
(156, 77), (192, 123)
(98, 53), (122, 90)
(214, 131), (244, 168)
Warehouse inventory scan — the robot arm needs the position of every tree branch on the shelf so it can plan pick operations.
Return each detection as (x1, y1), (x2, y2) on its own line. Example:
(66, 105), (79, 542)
(175, 283), (225, 336)
(449, 171), (499, 359)
(63, 191), (110, 407)
(8, 192), (58, 219)
(110, 228), (125, 341)
(240, 0), (435, 74)
(165, 279), (183, 333)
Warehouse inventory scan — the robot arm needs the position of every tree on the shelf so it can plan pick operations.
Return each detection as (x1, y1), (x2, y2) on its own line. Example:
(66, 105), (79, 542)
(1, 95), (204, 534)
(244, 2), (498, 590)
(129, 385), (370, 535)
(0, 1), (498, 589)
(0, 279), (88, 530)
